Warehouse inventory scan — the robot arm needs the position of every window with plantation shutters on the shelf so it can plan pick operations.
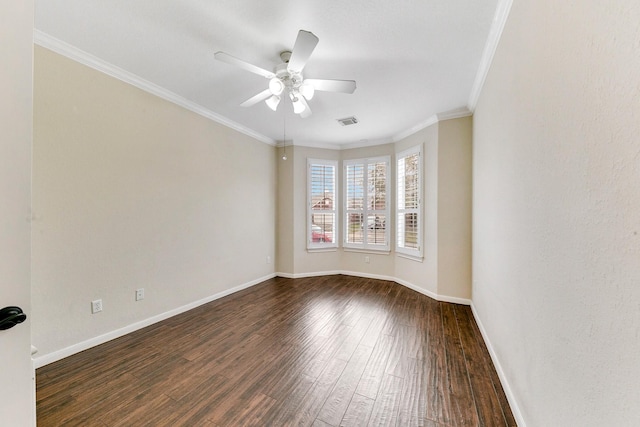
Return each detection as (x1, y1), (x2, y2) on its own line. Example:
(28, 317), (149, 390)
(308, 159), (338, 250)
(344, 156), (390, 251)
(397, 145), (423, 259)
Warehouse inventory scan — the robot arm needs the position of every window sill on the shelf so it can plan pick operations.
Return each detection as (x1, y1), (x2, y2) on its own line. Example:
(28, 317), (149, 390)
(396, 252), (424, 262)
(343, 247), (391, 255)
(307, 247), (339, 253)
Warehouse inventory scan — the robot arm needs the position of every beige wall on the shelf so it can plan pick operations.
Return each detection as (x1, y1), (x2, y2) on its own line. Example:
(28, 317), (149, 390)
(437, 117), (472, 299)
(473, 0), (640, 424)
(32, 47), (277, 361)
(276, 145), (294, 273)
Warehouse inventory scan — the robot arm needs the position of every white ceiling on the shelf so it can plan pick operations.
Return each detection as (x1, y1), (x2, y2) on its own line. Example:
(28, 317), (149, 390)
(35, 0), (500, 148)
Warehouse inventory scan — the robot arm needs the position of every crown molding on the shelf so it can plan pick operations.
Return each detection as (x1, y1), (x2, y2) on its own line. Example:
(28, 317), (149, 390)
(286, 140), (346, 151)
(339, 138), (394, 151)
(33, 30), (276, 146)
(436, 106), (473, 122)
(391, 106), (472, 143)
(467, 0), (514, 111)
(284, 136), (392, 151)
(392, 115), (440, 142)
(33, 17), (502, 151)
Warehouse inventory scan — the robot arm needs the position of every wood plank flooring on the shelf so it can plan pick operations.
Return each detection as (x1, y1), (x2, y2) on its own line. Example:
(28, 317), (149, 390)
(36, 275), (516, 426)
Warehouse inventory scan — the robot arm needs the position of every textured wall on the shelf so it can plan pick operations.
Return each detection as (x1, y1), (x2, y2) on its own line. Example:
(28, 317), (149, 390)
(473, 0), (640, 425)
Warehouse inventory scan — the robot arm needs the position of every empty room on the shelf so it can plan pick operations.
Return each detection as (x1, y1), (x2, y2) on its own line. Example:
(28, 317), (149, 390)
(1, 0), (639, 426)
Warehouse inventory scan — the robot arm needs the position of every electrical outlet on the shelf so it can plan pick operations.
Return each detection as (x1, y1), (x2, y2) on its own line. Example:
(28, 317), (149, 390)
(91, 299), (103, 314)
(266, 256), (271, 264)
(135, 288), (144, 301)
(365, 256), (370, 264)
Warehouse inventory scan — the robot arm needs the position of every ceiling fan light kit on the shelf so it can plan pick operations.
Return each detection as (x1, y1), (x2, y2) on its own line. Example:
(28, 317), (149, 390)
(268, 77), (284, 96)
(291, 94), (306, 114)
(215, 30), (356, 118)
(265, 95), (281, 111)
(300, 83), (315, 100)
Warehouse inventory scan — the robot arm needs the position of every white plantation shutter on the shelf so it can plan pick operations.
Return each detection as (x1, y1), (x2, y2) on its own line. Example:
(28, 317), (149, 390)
(346, 163), (364, 245)
(344, 157), (390, 251)
(308, 159), (338, 249)
(397, 146), (422, 258)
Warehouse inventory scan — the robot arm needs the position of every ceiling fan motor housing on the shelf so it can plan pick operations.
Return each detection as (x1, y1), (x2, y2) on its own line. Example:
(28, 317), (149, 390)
(274, 60), (303, 91)
(279, 51), (292, 63)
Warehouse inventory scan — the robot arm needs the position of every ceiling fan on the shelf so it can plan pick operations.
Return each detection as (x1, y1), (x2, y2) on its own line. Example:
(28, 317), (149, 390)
(214, 30), (356, 118)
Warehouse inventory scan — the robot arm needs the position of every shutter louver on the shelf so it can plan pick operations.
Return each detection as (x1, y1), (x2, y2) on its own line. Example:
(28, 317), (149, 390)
(308, 160), (337, 248)
(397, 148), (422, 256)
(345, 157), (389, 250)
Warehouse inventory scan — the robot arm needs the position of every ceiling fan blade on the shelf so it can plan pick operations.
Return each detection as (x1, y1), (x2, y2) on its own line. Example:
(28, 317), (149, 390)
(299, 96), (312, 118)
(240, 89), (272, 107)
(214, 52), (275, 79)
(305, 79), (357, 94)
(287, 30), (319, 73)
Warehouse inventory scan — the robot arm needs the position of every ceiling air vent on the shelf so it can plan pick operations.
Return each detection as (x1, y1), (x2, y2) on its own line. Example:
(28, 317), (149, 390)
(337, 116), (358, 126)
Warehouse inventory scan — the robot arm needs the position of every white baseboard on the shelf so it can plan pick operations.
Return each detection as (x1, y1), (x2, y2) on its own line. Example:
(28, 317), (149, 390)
(275, 270), (342, 279)
(34, 271), (471, 368)
(339, 270), (397, 282)
(278, 270), (472, 306)
(470, 303), (526, 427)
(394, 276), (472, 305)
(33, 273), (276, 368)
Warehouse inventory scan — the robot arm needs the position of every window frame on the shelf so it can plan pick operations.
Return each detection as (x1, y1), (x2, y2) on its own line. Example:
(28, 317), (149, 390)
(396, 145), (423, 259)
(307, 158), (339, 251)
(343, 156), (391, 252)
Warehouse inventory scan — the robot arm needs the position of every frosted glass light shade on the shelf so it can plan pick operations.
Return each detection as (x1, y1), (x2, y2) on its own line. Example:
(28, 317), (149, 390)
(269, 78), (284, 96)
(265, 95), (281, 111)
(300, 83), (315, 100)
(292, 99), (306, 114)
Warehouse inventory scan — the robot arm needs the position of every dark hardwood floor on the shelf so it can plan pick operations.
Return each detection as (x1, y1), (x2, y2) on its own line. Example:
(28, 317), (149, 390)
(36, 275), (516, 426)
